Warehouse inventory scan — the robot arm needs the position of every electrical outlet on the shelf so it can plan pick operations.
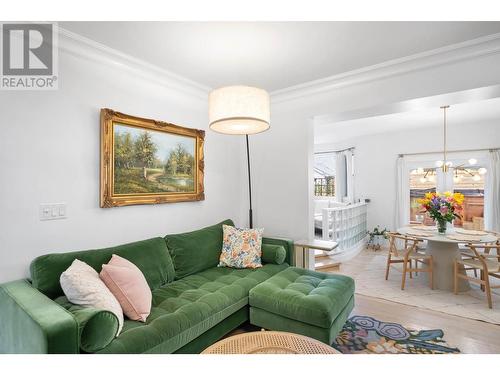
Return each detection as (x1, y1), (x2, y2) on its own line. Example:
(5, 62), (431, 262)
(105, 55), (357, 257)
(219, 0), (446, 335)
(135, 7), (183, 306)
(40, 203), (67, 221)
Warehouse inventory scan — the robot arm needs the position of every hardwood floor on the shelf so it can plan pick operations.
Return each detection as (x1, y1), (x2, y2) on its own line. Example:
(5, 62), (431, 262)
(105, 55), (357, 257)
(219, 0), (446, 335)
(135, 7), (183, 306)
(229, 294), (500, 353)
(320, 254), (500, 353)
(228, 258), (500, 353)
(352, 294), (500, 354)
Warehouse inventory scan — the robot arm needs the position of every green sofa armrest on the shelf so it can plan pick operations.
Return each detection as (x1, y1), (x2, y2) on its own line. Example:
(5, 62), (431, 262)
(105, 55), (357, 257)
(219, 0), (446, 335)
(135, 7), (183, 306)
(0, 279), (79, 353)
(262, 237), (295, 266)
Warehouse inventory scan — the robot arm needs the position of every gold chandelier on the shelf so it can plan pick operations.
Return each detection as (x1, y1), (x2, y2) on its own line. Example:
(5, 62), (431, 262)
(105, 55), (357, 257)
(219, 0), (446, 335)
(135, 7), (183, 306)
(440, 105), (451, 173)
(414, 105), (487, 184)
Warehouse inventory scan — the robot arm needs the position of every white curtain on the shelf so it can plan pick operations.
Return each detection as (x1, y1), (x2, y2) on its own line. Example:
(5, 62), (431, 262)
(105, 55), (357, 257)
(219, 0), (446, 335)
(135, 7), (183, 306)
(335, 152), (346, 202)
(484, 150), (500, 232)
(346, 150), (355, 203)
(394, 155), (409, 230)
(334, 150), (355, 203)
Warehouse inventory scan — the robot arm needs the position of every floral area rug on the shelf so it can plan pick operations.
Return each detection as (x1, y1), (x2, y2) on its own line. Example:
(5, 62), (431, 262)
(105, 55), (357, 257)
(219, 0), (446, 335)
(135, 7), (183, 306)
(332, 316), (460, 354)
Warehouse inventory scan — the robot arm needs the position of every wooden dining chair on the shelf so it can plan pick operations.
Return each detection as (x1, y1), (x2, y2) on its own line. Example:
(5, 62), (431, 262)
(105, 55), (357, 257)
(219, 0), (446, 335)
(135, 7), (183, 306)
(385, 232), (434, 290)
(459, 231), (499, 278)
(485, 231), (500, 260)
(454, 243), (500, 309)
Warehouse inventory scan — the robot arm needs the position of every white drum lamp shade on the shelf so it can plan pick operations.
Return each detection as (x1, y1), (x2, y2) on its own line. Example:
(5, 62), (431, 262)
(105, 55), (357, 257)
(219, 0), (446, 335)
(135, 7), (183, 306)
(209, 86), (270, 135)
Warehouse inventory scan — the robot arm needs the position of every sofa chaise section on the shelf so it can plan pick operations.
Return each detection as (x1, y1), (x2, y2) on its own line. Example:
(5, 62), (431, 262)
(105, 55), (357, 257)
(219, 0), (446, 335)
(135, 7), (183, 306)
(249, 267), (355, 345)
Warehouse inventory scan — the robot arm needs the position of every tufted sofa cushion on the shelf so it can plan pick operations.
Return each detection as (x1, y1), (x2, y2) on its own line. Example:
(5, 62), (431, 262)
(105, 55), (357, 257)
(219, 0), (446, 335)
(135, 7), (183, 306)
(249, 267), (354, 329)
(96, 263), (288, 353)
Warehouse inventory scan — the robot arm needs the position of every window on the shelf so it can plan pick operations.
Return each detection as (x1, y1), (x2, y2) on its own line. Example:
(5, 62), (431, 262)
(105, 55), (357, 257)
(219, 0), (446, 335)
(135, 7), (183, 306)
(407, 158), (487, 228)
(409, 168), (437, 224)
(453, 167), (485, 230)
(314, 152), (336, 197)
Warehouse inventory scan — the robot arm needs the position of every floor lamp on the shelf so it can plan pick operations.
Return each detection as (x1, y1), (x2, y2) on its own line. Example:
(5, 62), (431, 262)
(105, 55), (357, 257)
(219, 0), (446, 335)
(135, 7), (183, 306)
(208, 86), (271, 229)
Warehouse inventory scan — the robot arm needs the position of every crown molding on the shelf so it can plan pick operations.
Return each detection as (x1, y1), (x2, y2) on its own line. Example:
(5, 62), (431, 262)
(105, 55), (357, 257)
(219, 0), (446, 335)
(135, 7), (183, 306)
(271, 32), (500, 104)
(314, 84), (500, 126)
(57, 27), (500, 105)
(57, 27), (211, 100)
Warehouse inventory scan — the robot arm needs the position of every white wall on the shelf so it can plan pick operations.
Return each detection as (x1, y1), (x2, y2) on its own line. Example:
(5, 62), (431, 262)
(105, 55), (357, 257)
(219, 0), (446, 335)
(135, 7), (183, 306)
(315, 120), (500, 231)
(0, 39), (246, 282)
(251, 50), (500, 241)
(2, 31), (500, 281)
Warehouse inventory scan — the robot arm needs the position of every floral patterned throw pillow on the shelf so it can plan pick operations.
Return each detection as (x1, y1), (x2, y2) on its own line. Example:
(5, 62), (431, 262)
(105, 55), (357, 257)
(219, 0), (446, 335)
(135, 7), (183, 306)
(218, 225), (264, 269)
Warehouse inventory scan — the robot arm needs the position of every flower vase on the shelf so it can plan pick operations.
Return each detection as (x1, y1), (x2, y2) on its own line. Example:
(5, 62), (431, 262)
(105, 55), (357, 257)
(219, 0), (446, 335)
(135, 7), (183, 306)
(437, 220), (448, 234)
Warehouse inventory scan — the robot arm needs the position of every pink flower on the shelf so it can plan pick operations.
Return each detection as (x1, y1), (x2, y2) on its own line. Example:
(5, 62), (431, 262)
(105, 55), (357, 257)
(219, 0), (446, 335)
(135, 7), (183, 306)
(440, 207), (448, 215)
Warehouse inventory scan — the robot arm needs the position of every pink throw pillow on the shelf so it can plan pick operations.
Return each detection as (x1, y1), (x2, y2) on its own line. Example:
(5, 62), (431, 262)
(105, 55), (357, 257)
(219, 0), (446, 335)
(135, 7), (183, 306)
(100, 254), (152, 322)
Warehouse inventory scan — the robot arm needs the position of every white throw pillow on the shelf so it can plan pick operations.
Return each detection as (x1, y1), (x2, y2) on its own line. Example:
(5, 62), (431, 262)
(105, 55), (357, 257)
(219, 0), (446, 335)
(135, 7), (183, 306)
(60, 259), (124, 335)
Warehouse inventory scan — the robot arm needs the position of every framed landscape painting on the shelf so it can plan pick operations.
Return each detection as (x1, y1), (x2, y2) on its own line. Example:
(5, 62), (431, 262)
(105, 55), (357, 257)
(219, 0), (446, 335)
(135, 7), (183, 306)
(100, 108), (205, 207)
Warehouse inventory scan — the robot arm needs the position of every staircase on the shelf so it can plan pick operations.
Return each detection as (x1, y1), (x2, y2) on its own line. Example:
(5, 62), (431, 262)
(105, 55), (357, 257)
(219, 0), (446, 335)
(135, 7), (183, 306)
(314, 250), (340, 271)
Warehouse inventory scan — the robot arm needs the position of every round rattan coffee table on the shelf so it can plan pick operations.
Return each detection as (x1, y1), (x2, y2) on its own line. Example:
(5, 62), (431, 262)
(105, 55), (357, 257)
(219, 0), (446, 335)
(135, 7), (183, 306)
(202, 331), (340, 354)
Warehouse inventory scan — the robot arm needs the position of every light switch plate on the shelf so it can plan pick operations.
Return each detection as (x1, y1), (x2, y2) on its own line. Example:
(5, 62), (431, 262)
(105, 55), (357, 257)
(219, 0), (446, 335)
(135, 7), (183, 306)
(40, 203), (67, 221)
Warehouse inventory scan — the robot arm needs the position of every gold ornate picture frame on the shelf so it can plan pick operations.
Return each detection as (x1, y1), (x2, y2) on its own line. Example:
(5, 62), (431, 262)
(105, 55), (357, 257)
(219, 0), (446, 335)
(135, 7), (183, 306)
(100, 108), (205, 207)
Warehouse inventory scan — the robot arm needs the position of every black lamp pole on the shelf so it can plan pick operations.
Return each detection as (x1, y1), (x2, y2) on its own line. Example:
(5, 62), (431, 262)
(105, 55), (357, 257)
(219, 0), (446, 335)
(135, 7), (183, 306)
(208, 86), (269, 229)
(245, 134), (253, 229)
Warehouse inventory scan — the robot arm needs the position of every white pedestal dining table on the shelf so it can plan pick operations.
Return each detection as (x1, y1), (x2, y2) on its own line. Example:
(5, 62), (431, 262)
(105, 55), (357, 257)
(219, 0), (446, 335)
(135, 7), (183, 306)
(398, 226), (497, 292)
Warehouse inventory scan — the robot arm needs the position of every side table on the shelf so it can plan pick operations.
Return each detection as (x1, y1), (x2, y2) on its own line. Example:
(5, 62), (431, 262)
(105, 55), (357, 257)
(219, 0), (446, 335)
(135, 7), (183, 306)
(294, 239), (338, 269)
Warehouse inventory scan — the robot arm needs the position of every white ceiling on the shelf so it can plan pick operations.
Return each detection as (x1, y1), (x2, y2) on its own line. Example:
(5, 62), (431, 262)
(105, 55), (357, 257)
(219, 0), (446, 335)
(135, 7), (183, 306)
(60, 21), (500, 92)
(315, 97), (500, 144)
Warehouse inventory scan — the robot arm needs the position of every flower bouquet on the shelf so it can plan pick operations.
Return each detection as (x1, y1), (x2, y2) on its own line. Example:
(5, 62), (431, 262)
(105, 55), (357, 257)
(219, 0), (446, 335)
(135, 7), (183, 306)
(417, 192), (464, 234)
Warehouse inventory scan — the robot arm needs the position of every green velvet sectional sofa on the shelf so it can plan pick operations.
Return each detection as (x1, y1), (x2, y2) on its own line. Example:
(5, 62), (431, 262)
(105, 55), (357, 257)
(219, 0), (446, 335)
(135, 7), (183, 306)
(0, 219), (354, 354)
